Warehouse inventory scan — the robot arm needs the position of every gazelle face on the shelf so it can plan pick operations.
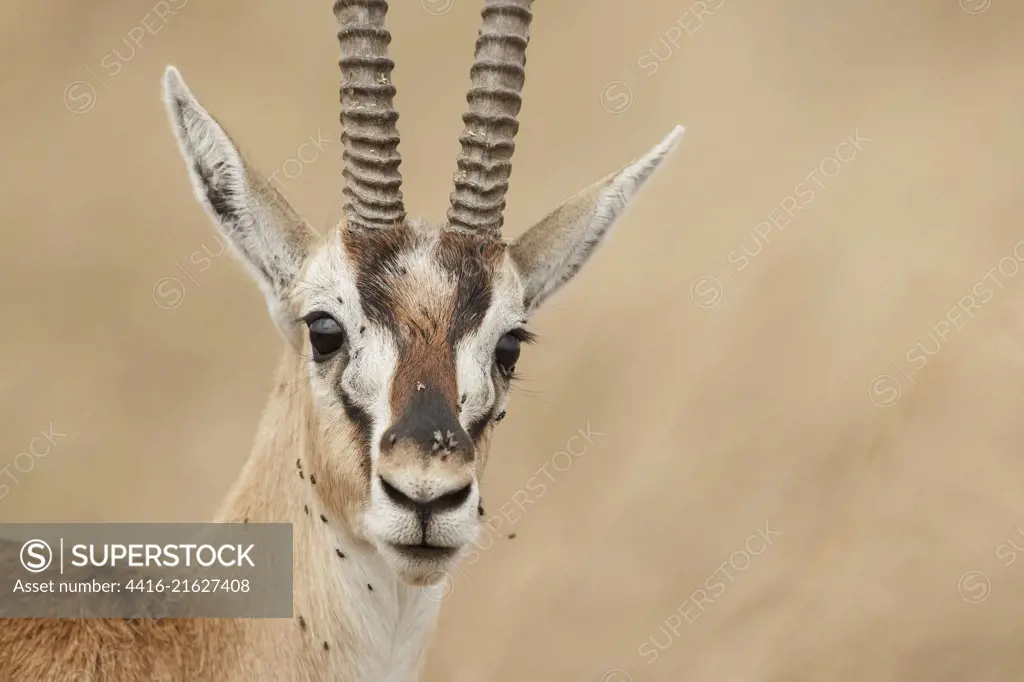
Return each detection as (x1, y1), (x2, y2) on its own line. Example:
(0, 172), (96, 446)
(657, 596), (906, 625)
(295, 223), (531, 583)
(161, 0), (681, 584)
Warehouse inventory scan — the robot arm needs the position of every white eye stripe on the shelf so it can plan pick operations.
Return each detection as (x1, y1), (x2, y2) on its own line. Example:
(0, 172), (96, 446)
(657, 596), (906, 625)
(452, 260), (527, 430)
(299, 228), (528, 457)
(298, 237), (403, 465)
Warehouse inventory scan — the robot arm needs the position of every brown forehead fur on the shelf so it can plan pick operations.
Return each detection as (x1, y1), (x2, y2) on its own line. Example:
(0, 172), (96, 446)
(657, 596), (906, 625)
(343, 223), (506, 414)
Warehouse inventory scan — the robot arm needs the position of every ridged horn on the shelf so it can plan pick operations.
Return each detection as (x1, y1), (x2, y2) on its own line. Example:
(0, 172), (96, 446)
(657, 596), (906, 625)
(334, 0), (405, 230)
(446, 0), (534, 236)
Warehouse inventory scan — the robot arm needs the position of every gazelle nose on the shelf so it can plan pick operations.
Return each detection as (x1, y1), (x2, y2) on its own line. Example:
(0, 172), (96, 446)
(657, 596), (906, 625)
(379, 424), (473, 457)
(378, 475), (473, 516)
(379, 387), (473, 459)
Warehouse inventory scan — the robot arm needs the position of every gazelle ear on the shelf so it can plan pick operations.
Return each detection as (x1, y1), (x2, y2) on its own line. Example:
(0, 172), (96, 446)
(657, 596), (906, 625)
(161, 66), (316, 332)
(510, 126), (684, 314)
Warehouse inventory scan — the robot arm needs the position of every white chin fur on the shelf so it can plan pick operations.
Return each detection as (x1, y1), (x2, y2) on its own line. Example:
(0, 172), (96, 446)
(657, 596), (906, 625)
(370, 521), (481, 585)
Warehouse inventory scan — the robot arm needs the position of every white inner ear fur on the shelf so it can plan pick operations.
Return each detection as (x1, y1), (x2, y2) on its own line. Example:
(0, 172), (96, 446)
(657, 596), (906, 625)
(162, 68), (256, 278)
(162, 66), (314, 341)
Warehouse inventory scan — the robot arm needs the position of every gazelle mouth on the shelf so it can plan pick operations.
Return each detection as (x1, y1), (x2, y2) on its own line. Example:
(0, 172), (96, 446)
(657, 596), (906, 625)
(388, 543), (460, 561)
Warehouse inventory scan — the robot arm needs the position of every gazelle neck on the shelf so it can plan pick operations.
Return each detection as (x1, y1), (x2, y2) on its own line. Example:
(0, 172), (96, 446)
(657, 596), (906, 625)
(215, 347), (443, 681)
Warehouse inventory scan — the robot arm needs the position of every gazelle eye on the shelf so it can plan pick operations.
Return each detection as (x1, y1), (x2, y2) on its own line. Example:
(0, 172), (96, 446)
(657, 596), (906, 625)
(495, 333), (522, 372)
(307, 315), (345, 360)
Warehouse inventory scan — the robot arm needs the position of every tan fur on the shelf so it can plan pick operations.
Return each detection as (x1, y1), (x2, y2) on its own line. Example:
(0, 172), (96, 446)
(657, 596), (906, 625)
(385, 228), (506, 417)
(0, 350), (442, 682)
(378, 441), (474, 495)
(388, 291), (460, 414)
(0, 134), (682, 680)
(0, 3), (682, 673)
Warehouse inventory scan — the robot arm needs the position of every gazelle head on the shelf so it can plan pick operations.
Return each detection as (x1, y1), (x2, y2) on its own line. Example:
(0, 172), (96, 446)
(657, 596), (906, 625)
(162, 0), (682, 586)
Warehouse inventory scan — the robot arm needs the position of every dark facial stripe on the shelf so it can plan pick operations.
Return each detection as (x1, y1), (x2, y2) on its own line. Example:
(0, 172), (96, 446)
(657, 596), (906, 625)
(435, 232), (503, 346)
(343, 225), (502, 341)
(340, 225), (508, 453)
(466, 407), (493, 443)
(339, 388), (373, 475)
(344, 224), (413, 332)
(466, 360), (514, 444)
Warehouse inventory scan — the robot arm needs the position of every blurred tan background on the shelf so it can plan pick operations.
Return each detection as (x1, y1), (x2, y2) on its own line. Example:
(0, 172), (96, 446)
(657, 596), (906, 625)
(3, 0), (1024, 679)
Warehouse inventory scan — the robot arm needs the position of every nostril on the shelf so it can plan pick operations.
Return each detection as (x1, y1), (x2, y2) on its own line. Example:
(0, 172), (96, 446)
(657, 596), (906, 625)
(379, 476), (414, 507)
(379, 428), (399, 453)
(430, 482), (472, 513)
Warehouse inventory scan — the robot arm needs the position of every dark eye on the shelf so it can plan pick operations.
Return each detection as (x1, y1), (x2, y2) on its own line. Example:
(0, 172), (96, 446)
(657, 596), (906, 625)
(307, 315), (345, 360)
(495, 332), (522, 372)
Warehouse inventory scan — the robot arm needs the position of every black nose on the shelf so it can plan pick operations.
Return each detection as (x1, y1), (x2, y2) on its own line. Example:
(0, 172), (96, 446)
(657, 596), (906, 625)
(378, 475), (473, 516)
(379, 387), (473, 458)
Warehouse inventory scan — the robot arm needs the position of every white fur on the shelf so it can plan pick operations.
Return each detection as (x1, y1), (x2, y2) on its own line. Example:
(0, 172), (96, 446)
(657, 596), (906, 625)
(162, 67), (313, 335)
(455, 255), (528, 428)
(297, 229), (500, 575)
(298, 227), (399, 446)
(161, 61), (683, 681)
(305, 521), (444, 682)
